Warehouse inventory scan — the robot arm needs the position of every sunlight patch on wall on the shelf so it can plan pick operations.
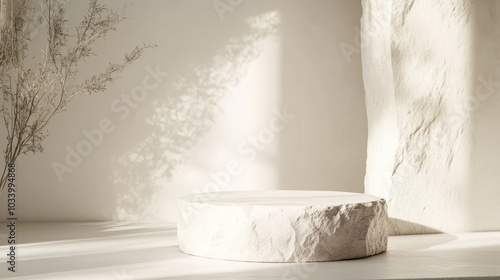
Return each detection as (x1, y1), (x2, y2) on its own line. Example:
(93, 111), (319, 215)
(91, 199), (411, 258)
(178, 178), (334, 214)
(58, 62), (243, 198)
(111, 11), (281, 221)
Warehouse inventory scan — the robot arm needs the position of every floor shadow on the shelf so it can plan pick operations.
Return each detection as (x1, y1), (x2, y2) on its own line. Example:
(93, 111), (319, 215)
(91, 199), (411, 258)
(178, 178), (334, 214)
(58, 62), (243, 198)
(1, 223), (498, 279)
(388, 218), (445, 235)
(0, 222), (176, 244)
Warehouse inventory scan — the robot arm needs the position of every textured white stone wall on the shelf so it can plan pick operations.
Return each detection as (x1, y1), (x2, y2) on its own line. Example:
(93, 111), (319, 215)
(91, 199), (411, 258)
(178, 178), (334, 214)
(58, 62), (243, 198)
(362, 0), (500, 234)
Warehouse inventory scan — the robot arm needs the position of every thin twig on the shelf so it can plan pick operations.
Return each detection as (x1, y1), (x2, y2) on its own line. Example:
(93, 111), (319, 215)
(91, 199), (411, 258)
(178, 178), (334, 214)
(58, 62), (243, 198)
(0, 0), (153, 190)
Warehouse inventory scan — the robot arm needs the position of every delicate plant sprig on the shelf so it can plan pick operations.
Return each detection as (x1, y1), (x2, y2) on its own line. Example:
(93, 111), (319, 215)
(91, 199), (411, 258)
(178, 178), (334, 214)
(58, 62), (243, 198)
(0, 0), (155, 190)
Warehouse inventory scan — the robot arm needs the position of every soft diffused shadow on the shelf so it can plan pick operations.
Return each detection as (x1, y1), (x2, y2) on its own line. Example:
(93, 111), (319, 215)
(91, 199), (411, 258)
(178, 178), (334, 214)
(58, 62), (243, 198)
(388, 218), (445, 235)
(468, 0), (500, 232)
(278, 0), (367, 192)
(110, 12), (279, 220)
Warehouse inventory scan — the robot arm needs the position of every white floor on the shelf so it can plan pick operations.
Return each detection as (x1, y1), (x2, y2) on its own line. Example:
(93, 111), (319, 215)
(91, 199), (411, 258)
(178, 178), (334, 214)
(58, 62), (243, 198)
(0, 223), (499, 280)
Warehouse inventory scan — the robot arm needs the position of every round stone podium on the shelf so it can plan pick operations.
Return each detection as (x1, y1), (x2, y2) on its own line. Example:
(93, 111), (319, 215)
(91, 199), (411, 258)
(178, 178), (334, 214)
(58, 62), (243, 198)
(177, 190), (388, 262)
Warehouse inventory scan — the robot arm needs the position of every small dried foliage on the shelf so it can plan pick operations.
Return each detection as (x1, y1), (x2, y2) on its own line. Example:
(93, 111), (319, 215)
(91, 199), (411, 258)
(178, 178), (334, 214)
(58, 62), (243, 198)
(0, 0), (154, 190)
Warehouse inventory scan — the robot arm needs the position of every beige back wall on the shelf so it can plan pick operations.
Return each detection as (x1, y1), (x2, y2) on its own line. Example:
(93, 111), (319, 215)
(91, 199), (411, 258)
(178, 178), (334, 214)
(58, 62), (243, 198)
(0, 0), (366, 222)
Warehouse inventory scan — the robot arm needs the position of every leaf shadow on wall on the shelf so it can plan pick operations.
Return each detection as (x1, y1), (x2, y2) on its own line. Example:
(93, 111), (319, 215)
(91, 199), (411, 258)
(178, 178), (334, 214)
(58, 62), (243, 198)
(109, 12), (279, 220)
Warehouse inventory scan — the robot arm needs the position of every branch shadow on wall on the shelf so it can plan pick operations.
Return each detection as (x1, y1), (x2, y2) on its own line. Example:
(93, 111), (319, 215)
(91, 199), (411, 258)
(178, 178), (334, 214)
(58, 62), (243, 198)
(109, 12), (279, 220)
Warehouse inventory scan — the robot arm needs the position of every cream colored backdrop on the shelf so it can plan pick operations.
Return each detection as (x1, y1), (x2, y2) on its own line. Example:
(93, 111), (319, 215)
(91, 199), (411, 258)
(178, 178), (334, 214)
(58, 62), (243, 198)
(0, 0), (366, 222)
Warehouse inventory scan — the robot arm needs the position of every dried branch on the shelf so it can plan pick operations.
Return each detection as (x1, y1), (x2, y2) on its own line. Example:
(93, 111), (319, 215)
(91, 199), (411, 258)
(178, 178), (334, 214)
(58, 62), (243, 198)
(0, 0), (154, 190)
